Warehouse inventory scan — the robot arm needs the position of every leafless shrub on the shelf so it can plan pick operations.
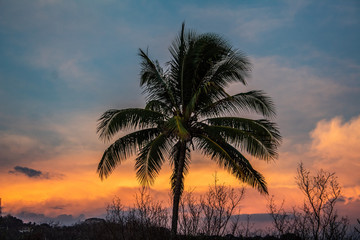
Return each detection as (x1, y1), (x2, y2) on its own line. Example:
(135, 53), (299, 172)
(177, 174), (246, 237)
(296, 162), (348, 240)
(199, 174), (245, 236)
(178, 189), (202, 236)
(268, 196), (292, 237)
(235, 214), (256, 238)
(291, 205), (312, 239)
(268, 163), (350, 240)
(105, 187), (169, 240)
(134, 187), (169, 229)
(106, 196), (126, 225)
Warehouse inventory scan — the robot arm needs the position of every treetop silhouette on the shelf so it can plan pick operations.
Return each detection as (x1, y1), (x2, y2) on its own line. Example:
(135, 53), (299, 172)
(97, 23), (281, 238)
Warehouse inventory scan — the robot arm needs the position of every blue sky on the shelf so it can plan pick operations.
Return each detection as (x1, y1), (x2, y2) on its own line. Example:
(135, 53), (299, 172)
(1, 1), (359, 117)
(0, 0), (360, 225)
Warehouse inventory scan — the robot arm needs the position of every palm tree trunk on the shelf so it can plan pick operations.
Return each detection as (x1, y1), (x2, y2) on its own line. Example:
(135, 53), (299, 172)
(171, 142), (186, 240)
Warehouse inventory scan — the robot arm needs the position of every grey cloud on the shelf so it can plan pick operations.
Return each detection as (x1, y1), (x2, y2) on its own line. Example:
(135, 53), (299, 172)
(9, 166), (44, 178)
(8, 166), (64, 179)
(0, 131), (64, 169)
(16, 211), (85, 226)
(51, 205), (66, 210)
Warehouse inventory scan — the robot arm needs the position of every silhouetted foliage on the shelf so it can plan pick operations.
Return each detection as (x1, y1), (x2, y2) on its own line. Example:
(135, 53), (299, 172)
(177, 175), (245, 237)
(268, 163), (355, 240)
(105, 187), (169, 240)
(96, 22), (281, 239)
(355, 219), (360, 234)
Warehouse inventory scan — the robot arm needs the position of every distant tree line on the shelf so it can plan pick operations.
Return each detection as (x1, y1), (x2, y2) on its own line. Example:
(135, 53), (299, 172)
(1, 165), (359, 240)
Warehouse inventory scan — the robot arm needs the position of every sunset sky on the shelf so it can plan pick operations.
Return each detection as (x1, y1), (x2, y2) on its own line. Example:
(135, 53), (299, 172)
(1, 0), (359, 226)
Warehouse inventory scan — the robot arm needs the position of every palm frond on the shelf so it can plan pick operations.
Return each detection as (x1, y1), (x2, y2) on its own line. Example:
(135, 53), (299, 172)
(199, 90), (276, 118)
(186, 52), (251, 114)
(97, 108), (164, 142)
(203, 124), (278, 161)
(199, 48), (251, 89)
(168, 23), (200, 105)
(176, 35), (252, 116)
(184, 81), (228, 118)
(206, 117), (282, 147)
(139, 49), (178, 110)
(97, 128), (160, 180)
(170, 31), (233, 109)
(168, 22), (187, 107)
(145, 99), (173, 115)
(195, 134), (268, 194)
(135, 133), (171, 185)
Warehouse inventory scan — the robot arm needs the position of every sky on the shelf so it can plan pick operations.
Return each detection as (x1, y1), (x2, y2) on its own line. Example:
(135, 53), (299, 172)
(0, 0), (359, 226)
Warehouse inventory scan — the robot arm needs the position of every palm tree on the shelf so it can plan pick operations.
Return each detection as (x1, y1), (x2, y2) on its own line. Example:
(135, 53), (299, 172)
(97, 23), (281, 239)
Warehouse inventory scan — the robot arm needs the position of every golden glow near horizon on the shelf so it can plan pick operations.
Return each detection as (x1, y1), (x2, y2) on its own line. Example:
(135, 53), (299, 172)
(0, 117), (360, 220)
(2, 116), (360, 219)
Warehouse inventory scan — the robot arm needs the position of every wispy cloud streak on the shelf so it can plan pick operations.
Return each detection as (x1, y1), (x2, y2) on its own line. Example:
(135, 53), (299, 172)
(8, 166), (63, 179)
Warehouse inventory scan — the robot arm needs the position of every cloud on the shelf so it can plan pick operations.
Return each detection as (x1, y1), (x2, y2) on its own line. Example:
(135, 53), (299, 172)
(0, 110), (104, 169)
(24, 47), (101, 89)
(263, 114), (360, 202)
(9, 166), (44, 178)
(181, 1), (309, 41)
(4, 195), (109, 222)
(15, 211), (85, 225)
(8, 166), (63, 180)
(0, 133), (44, 167)
(309, 115), (360, 190)
(246, 56), (358, 145)
(331, 197), (360, 226)
(310, 115), (360, 162)
(51, 205), (66, 210)
(327, 2), (360, 26)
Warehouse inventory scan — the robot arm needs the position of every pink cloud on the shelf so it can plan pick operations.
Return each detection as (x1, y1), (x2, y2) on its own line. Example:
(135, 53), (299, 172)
(310, 115), (360, 196)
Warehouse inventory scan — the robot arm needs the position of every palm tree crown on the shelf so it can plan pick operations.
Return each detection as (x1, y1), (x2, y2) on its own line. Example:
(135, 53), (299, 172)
(97, 23), (281, 238)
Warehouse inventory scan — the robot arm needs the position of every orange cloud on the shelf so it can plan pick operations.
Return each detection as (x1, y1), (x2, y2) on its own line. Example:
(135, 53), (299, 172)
(310, 115), (360, 199)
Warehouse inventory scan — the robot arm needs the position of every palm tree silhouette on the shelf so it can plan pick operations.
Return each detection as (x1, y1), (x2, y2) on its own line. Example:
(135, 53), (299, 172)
(97, 23), (281, 239)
